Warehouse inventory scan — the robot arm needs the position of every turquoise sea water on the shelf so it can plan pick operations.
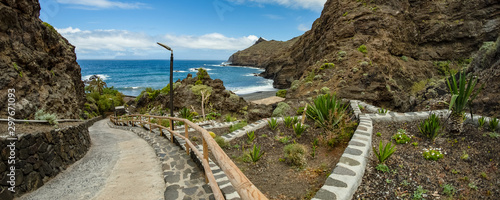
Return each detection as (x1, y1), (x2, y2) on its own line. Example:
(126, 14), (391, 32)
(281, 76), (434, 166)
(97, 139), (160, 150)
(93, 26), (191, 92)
(77, 60), (276, 97)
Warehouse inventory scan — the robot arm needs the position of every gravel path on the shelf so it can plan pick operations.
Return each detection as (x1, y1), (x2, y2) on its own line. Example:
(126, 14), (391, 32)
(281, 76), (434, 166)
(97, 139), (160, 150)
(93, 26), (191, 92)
(17, 119), (165, 200)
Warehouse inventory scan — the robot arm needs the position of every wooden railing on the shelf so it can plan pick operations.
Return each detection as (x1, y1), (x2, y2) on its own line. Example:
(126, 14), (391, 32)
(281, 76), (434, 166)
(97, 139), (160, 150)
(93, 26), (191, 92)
(110, 114), (268, 200)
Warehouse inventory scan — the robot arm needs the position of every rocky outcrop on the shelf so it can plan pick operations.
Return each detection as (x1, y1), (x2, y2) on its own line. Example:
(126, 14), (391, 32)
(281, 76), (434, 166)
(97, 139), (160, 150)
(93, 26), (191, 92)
(228, 37), (298, 68)
(133, 71), (253, 117)
(0, 0), (85, 119)
(233, 0), (499, 111)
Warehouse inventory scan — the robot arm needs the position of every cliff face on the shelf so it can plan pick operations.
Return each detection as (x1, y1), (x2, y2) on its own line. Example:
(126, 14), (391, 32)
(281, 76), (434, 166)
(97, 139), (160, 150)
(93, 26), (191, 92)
(228, 37), (298, 68)
(249, 0), (499, 111)
(0, 0), (85, 119)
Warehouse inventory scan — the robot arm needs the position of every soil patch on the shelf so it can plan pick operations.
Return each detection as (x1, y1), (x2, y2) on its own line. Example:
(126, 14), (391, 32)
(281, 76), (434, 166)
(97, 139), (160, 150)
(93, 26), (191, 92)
(216, 121), (353, 200)
(354, 121), (499, 200)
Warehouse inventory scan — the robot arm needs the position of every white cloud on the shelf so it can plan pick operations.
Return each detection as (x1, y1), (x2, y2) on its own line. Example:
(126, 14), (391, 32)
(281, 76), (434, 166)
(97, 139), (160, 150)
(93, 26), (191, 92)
(56, 27), (155, 52)
(56, 0), (146, 9)
(228, 0), (326, 11)
(56, 27), (258, 58)
(297, 24), (310, 31)
(162, 33), (258, 50)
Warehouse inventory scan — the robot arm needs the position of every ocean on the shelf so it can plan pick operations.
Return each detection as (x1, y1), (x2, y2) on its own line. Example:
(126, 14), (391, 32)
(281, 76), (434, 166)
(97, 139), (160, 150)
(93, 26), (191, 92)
(77, 60), (276, 97)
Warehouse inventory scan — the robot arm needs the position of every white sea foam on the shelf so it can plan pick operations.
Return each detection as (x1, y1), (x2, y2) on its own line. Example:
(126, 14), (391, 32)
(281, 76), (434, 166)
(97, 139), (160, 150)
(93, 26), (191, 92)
(174, 70), (187, 73)
(230, 79), (276, 95)
(189, 67), (213, 72)
(244, 73), (258, 77)
(82, 74), (110, 81)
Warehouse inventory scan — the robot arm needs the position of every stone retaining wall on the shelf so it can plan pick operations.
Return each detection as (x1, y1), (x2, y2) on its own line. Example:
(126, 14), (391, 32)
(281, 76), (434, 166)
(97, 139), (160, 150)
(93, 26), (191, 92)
(0, 117), (102, 200)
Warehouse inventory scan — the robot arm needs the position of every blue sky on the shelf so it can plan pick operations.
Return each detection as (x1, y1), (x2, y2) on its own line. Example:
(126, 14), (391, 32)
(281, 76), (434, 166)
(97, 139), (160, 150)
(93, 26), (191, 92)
(39, 0), (325, 60)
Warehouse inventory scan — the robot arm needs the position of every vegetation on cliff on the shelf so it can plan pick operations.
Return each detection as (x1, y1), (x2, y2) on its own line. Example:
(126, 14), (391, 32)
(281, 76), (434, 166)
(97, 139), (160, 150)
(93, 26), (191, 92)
(82, 75), (124, 119)
(228, 0), (500, 116)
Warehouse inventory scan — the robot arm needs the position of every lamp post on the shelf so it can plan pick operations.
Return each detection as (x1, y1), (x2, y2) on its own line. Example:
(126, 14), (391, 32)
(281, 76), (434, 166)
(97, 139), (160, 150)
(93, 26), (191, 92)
(157, 42), (174, 130)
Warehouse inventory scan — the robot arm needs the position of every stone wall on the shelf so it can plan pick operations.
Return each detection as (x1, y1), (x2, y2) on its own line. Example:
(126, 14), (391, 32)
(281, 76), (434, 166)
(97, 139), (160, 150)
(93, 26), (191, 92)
(0, 117), (102, 199)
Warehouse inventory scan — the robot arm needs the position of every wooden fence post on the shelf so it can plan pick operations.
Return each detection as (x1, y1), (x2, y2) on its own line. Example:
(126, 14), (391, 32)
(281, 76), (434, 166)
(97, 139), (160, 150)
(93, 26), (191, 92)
(149, 116), (152, 133)
(158, 118), (162, 136)
(185, 123), (190, 155)
(202, 137), (209, 183)
(170, 119), (174, 142)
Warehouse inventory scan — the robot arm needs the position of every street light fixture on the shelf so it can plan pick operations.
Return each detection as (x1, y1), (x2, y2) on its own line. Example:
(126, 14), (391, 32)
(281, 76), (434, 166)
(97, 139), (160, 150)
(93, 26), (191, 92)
(157, 42), (174, 130)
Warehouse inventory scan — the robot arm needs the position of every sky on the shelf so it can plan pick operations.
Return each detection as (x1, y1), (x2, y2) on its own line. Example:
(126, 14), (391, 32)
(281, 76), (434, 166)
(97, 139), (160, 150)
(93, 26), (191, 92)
(39, 0), (326, 60)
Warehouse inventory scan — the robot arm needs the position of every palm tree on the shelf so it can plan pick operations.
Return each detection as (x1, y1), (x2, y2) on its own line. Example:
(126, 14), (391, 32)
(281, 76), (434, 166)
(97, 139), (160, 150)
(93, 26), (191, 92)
(85, 75), (107, 94)
(446, 71), (483, 134)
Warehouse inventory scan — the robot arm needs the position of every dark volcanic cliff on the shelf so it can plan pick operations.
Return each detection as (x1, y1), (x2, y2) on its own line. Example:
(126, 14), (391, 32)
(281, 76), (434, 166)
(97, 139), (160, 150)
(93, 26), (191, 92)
(0, 0), (85, 119)
(228, 37), (298, 68)
(230, 0), (500, 111)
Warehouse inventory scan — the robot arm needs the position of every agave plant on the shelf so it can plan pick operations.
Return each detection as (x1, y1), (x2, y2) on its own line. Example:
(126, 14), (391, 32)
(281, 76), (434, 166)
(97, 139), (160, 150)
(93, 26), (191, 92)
(248, 144), (264, 163)
(446, 71), (483, 134)
(419, 113), (441, 141)
(373, 141), (396, 164)
(306, 93), (348, 130)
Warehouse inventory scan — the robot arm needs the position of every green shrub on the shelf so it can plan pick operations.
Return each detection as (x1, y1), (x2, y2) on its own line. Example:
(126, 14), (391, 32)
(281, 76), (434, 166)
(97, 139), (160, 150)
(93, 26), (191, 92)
(442, 184), (456, 196)
(306, 93), (348, 130)
(377, 108), (388, 114)
(42, 22), (57, 33)
(224, 114), (237, 122)
(276, 89), (287, 98)
(290, 80), (301, 91)
(422, 147), (443, 160)
(489, 118), (499, 131)
(195, 79), (202, 85)
(320, 87), (330, 94)
(191, 85), (213, 97)
(478, 116), (486, 128)
(293, 123), (308, 137)
(179, 107), (193, 121)
(246, 131), (256, 142)
(160, 119), (170, 127)
(358, 44), (367, 54)
(248, 144), (264, 163)
(284, 116), (294, 128)
(376, 164), (390, 172)
(435, 61), (452, 75)
(305, 71), (315, 82)
(229, 93), (240, 102)
(373, 141), (396, 164)
(283, 144), (307, 167)
(275, 136), (291, 144)
(272, 102), (291, 117)
(338, 51), (347, 57)
(419, 113), (441, 141)
(401, 56), (408, 62)
(320, 63), (335, 70)
(392, 129), (411, 144)
(413, 186), (428, 200)
(230, 121), (247, 132)
(35, 109), (58, 125)
(214, 136), (228, 148)
(196, 68), (210, 80)
(267, 118), (278, 130)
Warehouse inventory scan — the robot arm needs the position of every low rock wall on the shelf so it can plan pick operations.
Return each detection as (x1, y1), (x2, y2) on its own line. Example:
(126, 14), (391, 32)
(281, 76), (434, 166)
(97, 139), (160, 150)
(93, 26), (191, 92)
(0, 117), (102, 199)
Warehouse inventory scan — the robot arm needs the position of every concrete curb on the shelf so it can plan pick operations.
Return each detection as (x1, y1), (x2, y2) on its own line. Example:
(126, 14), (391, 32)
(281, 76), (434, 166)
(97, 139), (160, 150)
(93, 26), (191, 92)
(312, 101), (372, 200)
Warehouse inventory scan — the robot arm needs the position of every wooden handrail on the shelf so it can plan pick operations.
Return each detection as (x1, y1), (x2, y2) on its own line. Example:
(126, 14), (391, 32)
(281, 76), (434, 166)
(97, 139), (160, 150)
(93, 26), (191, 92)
(111, 114), (268, 200)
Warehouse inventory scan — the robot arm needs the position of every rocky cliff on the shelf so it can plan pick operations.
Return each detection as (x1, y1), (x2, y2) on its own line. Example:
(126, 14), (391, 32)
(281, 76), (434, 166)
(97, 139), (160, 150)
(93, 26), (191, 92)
(228, 37), (298, 68)
(229, 0), (499, 111)
(0, 0), (85, 119)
